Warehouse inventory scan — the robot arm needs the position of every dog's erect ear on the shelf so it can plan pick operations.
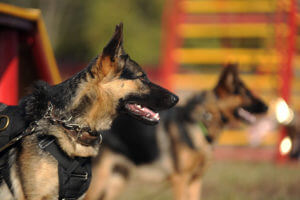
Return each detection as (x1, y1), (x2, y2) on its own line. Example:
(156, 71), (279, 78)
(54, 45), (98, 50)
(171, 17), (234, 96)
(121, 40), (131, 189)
(102, 23), (124, 60)
(93, 23), (125, 78)
(214, 63), (239, 96)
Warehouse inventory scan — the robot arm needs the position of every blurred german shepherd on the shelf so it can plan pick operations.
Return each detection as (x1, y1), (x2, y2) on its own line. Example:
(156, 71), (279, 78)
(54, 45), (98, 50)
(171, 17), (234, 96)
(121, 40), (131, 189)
(85, 64), (268, 200)
(0, 23), (178, 200)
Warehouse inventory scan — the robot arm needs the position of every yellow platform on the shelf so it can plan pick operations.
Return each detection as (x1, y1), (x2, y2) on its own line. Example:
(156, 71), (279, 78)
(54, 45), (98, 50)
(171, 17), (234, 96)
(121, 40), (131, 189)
(182, 0), (278, 14)
(174, 48), (279, 66)
(218, 130), (278, 146)
(178, 24), (282, 38)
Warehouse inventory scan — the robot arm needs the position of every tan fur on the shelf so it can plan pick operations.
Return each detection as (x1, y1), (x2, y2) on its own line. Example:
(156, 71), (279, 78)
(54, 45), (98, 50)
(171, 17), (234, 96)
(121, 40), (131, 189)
(0, 183), (15, 200)
(187, 179), (202, 200)
(0, 154), (26, 200)
(17, 136), (58, 200)
(85, 150), (132, 200)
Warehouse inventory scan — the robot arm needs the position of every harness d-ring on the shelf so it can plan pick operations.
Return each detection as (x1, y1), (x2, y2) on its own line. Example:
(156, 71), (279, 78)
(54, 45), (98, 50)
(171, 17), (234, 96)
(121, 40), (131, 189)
(0, 115), (9, 131)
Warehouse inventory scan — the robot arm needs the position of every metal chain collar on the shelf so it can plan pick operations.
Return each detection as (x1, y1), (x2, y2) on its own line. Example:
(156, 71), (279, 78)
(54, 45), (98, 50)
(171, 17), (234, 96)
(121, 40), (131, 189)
(0, 101), (102, 153)
(43, 102), (102, 144)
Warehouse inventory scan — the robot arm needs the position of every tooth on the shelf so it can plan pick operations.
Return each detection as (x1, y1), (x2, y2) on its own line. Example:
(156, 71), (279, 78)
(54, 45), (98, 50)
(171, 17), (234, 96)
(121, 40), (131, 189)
(137, 105), (141, 109)
(153, 113), (159, 120)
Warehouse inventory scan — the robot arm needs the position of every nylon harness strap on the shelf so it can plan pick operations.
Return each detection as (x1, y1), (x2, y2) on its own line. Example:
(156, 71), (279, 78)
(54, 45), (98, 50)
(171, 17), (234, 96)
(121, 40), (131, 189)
(38, 135), (92, 200)
(0, 105), (30, 153)
(0, 152), (13, 195)
(198, 121), (213, 144)
(177, 120), (196, 149)
(0, 103), (8, 187)
(164, 108), (213, 151)
(0, 103), (30, 195)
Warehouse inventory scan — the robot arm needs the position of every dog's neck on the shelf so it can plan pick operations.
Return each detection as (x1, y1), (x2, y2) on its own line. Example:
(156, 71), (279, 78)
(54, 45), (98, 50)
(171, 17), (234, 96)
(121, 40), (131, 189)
(34, 100), (110, 158)
(47, 81), (118, 157)
(46, 126), (101, 157)
(183, 91), (229, 143)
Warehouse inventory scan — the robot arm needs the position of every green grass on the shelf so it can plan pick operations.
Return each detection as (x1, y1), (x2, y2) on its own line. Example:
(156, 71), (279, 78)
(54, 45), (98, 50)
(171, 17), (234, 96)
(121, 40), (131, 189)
(119, 161), (300, 200)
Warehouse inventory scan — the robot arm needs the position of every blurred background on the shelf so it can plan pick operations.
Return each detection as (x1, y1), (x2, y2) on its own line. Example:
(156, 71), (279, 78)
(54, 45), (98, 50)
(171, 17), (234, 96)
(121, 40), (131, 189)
(0, 0), (300, 199)
(0, 0), (164, 72)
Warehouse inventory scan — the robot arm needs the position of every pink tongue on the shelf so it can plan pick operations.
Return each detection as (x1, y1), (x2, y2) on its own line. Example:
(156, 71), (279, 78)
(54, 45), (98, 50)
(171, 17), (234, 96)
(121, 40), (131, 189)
(238, 108), (256, 123)
(127, 104), (158, 119)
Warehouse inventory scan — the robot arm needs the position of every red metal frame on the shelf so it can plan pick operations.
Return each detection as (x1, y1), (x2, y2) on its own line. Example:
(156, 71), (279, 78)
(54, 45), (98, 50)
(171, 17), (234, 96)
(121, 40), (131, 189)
(276, 0), (297, 162)
(159, 0), (184, 90)
(0, 28), (55, 106)
(0, 31), (19, 105)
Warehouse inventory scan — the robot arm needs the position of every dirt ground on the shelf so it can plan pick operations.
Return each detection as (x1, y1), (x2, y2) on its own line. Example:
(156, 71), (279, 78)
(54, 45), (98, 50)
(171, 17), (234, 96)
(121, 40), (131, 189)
(118, 160), (300, 200)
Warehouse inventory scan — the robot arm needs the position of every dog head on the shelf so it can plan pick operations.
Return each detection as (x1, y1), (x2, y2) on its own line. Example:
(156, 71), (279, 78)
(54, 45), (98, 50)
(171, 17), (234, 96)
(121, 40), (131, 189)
(90, 23), (178, 125)
(213, 64), (268, 124)
(183, 64), (268, 143)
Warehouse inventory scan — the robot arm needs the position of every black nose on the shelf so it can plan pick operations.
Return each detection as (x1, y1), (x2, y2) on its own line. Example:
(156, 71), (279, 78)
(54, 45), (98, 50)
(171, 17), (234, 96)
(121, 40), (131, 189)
(170, 94), (179, 105)
(256, 100), (268, 113)
(246, 99), (268, 114)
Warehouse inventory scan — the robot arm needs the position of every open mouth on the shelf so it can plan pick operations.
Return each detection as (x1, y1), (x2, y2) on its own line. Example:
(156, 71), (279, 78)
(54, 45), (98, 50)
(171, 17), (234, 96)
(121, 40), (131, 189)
(237, 107), (256, 124)
(125, 103), (160, 123)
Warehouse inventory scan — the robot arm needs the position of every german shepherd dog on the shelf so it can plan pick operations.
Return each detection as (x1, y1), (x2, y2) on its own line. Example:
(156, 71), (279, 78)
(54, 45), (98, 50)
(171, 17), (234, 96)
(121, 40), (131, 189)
(85, 64), (268, 200)
(0, 23), (178, 200)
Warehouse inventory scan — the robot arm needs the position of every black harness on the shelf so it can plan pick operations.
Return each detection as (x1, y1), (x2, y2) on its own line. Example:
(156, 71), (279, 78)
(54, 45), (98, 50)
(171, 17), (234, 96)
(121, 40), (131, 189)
(38, 135), (92, 200)
(0, 105), (32, 153)
(0, 104), (28, 188)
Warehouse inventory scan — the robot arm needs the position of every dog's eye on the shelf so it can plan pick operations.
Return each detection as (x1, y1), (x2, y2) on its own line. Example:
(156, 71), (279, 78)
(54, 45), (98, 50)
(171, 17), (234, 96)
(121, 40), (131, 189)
(136, 72), (144, 78)
(121, 54), (129, 60)
(136, 73), (145, 78)
(245, 90), (252, 97)
(234, 87), (240, 94)
(138, 74), (149, 82)
(120, 68), (137, 80)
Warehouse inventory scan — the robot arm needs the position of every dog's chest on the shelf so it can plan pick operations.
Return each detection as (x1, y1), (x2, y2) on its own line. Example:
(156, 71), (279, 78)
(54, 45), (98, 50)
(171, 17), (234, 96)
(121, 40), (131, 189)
(19, 136), (60, 199)
(19, 135), (92, 200)
(178, 124), (213, 172)
(31, 158), (59, 199)
(186, 124), (212, 153)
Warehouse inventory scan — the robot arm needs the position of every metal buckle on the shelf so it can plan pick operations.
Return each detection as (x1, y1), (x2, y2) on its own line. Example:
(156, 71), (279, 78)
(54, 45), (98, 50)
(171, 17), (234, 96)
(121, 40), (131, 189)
(0, 115), (9, 131)
(70, 172), (88, 180)
(99, 134), (103, 144)
(38, 138), (55, 149)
